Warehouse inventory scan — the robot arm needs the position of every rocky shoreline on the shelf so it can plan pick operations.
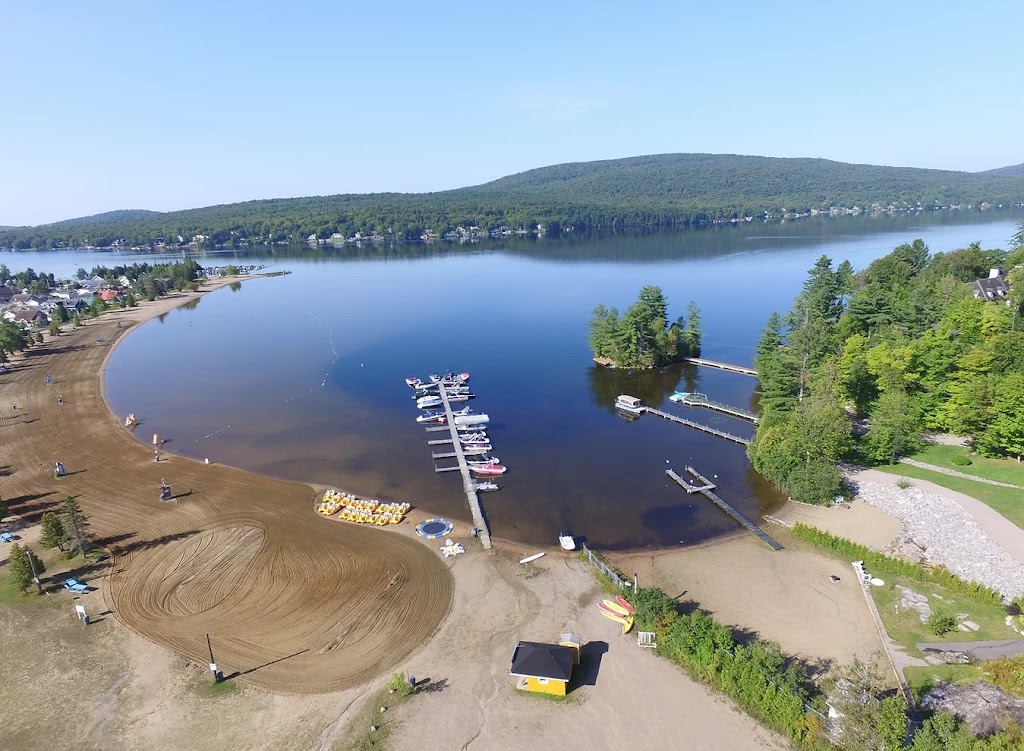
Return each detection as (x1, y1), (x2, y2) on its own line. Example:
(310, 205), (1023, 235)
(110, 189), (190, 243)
(847, 475), (1024, 599)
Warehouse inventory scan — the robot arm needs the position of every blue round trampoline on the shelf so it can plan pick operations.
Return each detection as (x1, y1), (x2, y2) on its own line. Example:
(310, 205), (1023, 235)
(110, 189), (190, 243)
(416, 518), (453, 539)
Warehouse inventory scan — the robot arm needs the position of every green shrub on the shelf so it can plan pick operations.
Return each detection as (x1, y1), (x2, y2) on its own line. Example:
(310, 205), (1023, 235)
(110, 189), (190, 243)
(926, 612), (958, 637)
(895, 476), (912, 489)
(949, 455), (972, 467)
(791, 523), (1003, 606)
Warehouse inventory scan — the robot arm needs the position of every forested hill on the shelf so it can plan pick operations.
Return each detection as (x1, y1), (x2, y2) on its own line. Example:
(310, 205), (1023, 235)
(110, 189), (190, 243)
(4, 153), (1024, 250)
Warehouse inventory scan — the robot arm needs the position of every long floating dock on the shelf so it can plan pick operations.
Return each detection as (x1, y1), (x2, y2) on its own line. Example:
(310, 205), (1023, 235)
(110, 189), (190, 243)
(674, 392), (759, 424)
(682, 357), (758, 377)
(667, 466), (782, 550)
(434, 385), (491, 549)
(641, 406), (751, 445)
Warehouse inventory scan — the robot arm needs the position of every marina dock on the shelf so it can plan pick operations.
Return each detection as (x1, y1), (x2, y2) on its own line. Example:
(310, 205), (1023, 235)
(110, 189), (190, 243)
(432, 385), (492, 549)
(666, 466), (782, 550)
(641, 405), (751, 445)
(673, 392), (759, 423)
(682, 357), (758, 377)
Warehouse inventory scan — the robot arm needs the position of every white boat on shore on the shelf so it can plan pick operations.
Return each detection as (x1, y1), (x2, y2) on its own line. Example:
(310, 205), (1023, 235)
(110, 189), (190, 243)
(559, 533), (576, 551)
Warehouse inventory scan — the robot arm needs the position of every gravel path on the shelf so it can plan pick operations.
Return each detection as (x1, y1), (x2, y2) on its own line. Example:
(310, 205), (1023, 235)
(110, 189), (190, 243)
(898, 458), (1022, 488)
(844, 468), (1024, 599)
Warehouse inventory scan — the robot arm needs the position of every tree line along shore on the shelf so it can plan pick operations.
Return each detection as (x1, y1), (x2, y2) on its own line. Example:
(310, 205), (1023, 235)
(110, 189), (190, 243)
(3, 153), (1024, 250)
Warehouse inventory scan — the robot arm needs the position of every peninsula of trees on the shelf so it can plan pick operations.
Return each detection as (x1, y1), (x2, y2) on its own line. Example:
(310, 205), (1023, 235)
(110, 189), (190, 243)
(749, 223), (1024, 504)
(588, 286), (701, 368)
(3, 153), (1024, 250)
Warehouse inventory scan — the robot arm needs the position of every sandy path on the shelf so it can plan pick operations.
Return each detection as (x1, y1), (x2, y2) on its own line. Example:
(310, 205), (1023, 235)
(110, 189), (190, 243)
(0, 280), (453, 693)
(774, 499), (903, 549)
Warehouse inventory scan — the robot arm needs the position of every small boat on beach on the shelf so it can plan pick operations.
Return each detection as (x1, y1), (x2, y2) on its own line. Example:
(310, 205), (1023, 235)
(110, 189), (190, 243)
(558, 533), (576, 551)
(520, 552), (545, 564)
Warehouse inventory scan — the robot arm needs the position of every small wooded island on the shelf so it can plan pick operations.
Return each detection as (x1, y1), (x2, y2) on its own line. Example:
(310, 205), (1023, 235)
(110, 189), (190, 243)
(587, 285), (702, 368)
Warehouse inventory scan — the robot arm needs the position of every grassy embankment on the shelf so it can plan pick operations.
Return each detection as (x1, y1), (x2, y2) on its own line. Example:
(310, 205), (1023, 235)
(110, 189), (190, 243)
(876, 444), (1024, 529)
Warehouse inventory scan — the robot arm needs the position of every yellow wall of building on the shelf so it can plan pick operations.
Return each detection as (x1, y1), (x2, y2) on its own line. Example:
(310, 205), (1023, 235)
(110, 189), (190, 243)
(525, 676), (567, 696)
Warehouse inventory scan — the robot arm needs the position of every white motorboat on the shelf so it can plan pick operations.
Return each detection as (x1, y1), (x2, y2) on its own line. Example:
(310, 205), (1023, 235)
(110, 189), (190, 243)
(416, 395), (443, 409)
(474, 481), (500, 492)
(416, 411), (446, 423)
(558, 533), (576, 551)
(458, 431), (488, 441)
(460, 436), (490, 445)
(466, 455), (499, 466)
(451, 406), (473, 417)
(454, 414), (489, 426)
(447, 394), (474, 402)
(614, 395), (644, 414)
(462, 444), (493, 454)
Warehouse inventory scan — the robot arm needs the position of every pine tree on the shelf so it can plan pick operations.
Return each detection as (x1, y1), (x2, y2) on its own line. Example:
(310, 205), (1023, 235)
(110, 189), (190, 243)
(8, 543), (44, 593)
(61, 496), (93, 558)
(39, 511), (69, 552)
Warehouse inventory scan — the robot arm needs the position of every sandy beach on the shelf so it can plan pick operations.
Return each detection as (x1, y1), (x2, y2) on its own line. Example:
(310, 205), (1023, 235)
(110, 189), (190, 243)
(0, 276), (907, 750)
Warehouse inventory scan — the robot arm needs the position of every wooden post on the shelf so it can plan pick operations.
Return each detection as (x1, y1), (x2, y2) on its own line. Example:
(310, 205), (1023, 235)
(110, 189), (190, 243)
(26, 546), (43, 595)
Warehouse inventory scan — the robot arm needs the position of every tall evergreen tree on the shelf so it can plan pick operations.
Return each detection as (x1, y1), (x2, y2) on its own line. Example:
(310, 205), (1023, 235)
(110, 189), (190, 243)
(39, 511), (69, 552)
(7, 543), (45, 594)
(61, 496), (93, 558)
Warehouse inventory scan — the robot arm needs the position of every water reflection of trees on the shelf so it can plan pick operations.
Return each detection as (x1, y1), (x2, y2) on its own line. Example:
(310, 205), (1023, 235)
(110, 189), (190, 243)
(180, 297), (202, 311)
(587, 362), (690, 413)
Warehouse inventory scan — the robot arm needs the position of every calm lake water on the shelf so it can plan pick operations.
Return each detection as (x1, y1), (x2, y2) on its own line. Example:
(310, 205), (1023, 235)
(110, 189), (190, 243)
(10, 211), (1021, 549)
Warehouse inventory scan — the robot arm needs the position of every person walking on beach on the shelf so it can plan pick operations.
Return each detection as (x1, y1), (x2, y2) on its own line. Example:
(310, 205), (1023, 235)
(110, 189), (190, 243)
(58, 394), (64, 405)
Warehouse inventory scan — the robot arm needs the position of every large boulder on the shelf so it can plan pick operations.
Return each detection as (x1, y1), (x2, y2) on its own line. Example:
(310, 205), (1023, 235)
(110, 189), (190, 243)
(922, 680), (1024, 736)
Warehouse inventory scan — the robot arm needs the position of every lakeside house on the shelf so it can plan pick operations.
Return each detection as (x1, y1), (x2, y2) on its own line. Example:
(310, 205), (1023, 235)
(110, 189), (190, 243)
(972, 267), (1012, 302)
(509, 634), (581, 697)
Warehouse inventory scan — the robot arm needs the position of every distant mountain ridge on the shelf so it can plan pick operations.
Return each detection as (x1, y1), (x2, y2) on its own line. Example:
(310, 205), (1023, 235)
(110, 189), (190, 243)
(3, 153), (1024, 249)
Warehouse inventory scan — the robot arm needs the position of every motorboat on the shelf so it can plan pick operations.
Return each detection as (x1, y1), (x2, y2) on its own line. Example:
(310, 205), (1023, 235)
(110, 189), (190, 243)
(462, 444), (493, 455)
(474, 481), (500, 492)
(447, 394), (474, 402)
(559, 533), (576, 551)
(440, 385), (471, 394)
(453, 414), (488, 426)
(451, 406), (473, 417)
(430, 371), (470, 383)
(466, 455), (499, 466)
(458, 431), (487, 440)
(471, 464), (507, 476)
(416, 411), (446, 424)
(460, 435), (490, 445)
(405, 376), (419, 387)
(416, 396), (443, 409)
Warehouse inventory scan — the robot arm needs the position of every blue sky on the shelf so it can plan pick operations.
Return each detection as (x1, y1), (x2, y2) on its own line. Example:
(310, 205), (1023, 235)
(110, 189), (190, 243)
(2, 1), (1021, 226)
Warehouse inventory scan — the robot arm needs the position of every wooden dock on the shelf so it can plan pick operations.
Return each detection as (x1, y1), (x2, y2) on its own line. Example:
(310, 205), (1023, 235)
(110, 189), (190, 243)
(682, 357), (758, 377)
(666, 466), (782, 551)
(433, 384), (491, 549)
(640, 406), (751, 445)
(674, 392), (758, 423)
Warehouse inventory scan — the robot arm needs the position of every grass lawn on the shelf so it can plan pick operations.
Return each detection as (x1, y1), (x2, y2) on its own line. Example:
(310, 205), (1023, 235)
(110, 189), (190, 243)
(903, 664), (985, 703)
(876, 462), (1024, 531)
(908, 444), (1024, 486)
(869, 573), (1015, 657)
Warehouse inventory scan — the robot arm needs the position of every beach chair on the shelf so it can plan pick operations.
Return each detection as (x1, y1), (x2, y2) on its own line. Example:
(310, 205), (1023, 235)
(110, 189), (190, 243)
(63, 578), (89, 593)
(0, 531), (14, 543)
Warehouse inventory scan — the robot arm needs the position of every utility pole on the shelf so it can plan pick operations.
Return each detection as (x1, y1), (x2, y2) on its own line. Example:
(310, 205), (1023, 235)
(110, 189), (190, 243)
(26, 545), (43, 595)
(206, 633), (223, 683)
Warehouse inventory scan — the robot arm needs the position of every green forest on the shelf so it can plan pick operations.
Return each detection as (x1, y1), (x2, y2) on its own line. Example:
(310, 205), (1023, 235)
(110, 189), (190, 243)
(748, 223), (1024, 504)
(587, 286), (701, 368)
(3, 153), (1024, 250)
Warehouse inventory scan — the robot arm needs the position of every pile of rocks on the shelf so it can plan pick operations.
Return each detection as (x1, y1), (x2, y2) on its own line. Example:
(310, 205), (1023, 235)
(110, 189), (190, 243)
(924, 681), (1024, 736)
(895, 585), (932, 622)
(851, 478), (1024, 599)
